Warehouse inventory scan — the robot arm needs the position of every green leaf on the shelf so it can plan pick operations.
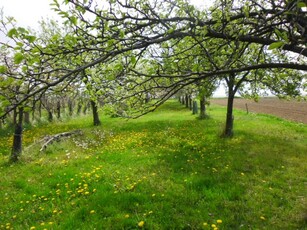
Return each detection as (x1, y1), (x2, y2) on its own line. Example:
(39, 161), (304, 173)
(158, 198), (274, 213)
(70, 16), (77, 25)
(268, 41), (284, 50)
(297, 2), (306, 8)
(7, 28), (18, 38)
(131, 56), (136, 65)
(14, 52), (24, 64)
(0, 65), (7, 73)
(26, 35), (36, 43)
(119, 30), (125, 39)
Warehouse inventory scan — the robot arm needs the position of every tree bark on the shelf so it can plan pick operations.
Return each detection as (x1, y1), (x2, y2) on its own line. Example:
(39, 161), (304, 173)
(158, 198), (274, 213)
(90, 100), (101, 126)
(224, 75), (235, 137)
(48, 110), (53, 122)
(38, 100), (42, 118)
(77, 101), (82, 115)
(56, 101), (61, 119)
(200, 95), (206, 119)
(10, 107), (24, 162)
(24, 111), (30, 124)
(185, 94), (189, 108)
(83, 102), (89, 114)
(68, 99), (74, 116)
(189, 96), (193, 110)
(192, 101), (198, 114)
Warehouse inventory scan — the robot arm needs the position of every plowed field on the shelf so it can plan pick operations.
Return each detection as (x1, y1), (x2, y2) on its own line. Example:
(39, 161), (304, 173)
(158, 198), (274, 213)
(211, 97), (307, 124)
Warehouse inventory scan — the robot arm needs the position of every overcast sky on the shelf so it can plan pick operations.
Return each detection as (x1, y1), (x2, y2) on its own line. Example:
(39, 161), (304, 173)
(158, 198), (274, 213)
(0, 0), (211, 29)
(0, 0), (225, 96)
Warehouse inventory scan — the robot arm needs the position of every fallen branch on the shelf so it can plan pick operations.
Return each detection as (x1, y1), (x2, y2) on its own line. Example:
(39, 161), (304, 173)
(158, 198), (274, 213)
(40, 130), (83, 152)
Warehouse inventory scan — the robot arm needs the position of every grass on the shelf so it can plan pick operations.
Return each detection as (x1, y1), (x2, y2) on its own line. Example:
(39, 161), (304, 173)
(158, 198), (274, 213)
(0, 100), (306, 229)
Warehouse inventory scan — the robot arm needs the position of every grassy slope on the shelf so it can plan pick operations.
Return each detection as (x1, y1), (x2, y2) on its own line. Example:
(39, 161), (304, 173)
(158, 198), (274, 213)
(0, 100), (306, 230)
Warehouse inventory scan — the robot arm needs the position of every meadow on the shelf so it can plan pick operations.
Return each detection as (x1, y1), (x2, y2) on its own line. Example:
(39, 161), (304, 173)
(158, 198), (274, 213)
(0, 100), (306, 230)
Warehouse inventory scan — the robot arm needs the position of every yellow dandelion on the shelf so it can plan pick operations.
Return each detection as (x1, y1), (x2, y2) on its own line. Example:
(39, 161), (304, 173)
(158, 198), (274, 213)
(216, 219), (222, 224)
(30, 227), (36, 230)
(90, 210), (95, 214)
(138, 221), (145, 228)
(260, 216), (266, 220)
(211, 224), (216, 228)
(124, 214), (130, 218)
(203, 222), (208, 226)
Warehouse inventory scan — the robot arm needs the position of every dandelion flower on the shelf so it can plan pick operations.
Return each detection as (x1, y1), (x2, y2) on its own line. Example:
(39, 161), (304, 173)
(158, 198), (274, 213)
(30, 227), (36, 230)
(260, 216), (265, 220)
(203, 222), (208, 226)
(90, 210), (95, 214)
(138, 221), (145, 228)
(125, 214), (130, 218)
(217, 219), (222, 224)
(211, 224), (216, 228)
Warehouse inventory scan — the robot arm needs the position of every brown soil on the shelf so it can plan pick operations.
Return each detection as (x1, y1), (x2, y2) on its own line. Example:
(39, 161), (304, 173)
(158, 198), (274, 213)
(211, 97), (307, 124)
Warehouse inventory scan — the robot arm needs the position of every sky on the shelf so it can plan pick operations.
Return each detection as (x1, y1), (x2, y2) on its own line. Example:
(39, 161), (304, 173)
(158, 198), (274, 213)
(0, 0), (212, 30)
(0, 0), (226, 96)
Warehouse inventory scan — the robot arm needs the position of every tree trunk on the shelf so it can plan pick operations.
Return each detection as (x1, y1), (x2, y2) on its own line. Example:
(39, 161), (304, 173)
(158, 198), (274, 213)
(200, 95), (206, 119)
(77, 101), (82, 115)
(90, 100), (101, 126)
(68, 99), (74, 116)
(48, 110), (53, 122)
(224, 75), (236, 137)
(10, 107), (24, 162)
(38, 100), (42, 118)
(24, 111), (30, 124)
(189, 96), (193, 110)
(12, 108), (17, 125)
(192, 101), (198, 114)
(185, 94), (189, 108)
(83, 102), (89, 115)
(56, 101), (61, 119)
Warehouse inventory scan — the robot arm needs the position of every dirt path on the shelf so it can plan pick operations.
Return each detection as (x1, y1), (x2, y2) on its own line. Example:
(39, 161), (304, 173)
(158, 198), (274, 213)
(211, 98), (307, 124)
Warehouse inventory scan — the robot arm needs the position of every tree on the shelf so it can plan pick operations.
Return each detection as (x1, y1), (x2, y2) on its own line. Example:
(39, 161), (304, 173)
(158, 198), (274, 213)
(1, 0), (306, 140)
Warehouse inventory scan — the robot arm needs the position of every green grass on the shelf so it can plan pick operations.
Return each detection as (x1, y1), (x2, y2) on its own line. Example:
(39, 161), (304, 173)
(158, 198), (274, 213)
(0, 100), (306, 229)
